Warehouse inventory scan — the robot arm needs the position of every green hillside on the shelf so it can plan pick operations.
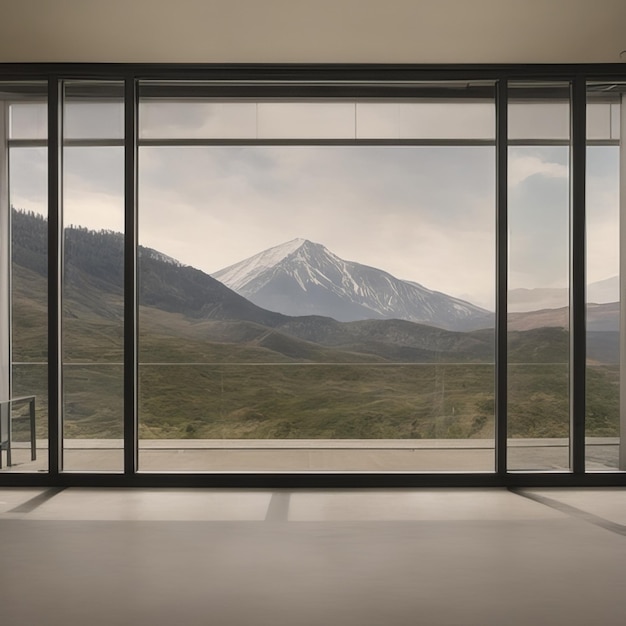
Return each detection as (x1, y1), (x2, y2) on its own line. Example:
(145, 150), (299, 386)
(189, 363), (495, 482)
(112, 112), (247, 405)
(10, 209), (619, 441)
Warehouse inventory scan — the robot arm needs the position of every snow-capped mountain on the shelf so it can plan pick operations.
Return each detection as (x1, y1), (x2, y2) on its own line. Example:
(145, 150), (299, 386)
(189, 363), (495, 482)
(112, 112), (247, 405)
(212, 239), (492, 331)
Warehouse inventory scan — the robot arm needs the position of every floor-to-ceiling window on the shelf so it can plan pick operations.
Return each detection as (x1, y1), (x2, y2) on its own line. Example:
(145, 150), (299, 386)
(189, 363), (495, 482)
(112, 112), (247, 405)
(0, 67), (624, 483)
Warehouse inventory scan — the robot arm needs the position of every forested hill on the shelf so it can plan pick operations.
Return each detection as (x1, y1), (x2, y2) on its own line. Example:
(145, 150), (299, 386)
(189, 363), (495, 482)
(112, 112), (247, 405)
(12, 208), (125, 287)
(11, 208), (287, 327)
(11, 209), (49, 278)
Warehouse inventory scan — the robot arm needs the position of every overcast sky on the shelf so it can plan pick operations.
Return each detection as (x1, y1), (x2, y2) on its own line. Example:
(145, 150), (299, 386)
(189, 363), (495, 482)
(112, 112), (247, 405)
(8, 142), (619, 311)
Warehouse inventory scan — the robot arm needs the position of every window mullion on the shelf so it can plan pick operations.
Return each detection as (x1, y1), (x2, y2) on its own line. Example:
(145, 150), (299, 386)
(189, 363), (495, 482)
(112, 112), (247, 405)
(619, 92), (626, 471)
(570, 77), (587, 474)
(48, 77), (63, 475)
(496, 79), (508, 476)
(124, 77), (139, 475)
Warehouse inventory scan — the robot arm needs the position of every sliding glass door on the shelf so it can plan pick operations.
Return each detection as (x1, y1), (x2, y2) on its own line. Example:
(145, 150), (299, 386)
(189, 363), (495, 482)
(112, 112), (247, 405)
(136, 85), (496, 471)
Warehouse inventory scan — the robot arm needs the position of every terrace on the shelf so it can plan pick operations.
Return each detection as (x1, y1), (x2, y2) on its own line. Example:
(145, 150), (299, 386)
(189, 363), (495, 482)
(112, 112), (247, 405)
(1, 437), (620, 473)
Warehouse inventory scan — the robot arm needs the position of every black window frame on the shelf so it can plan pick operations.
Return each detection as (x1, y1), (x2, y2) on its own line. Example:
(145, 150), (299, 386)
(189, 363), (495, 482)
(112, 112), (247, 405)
(1, 63), (625, 488)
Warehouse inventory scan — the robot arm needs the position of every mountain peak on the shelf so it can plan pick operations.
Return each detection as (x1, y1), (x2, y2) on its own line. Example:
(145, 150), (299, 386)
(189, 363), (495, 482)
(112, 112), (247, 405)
(285, 238), (325, 253)
(213, 239), (491, 330)
(212, 238), (314, 292)
(283, 237), (308, 248)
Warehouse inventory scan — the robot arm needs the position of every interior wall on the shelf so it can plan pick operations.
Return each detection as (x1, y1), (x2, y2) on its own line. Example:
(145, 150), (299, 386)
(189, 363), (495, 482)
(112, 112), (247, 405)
(0, 0), (625, 64)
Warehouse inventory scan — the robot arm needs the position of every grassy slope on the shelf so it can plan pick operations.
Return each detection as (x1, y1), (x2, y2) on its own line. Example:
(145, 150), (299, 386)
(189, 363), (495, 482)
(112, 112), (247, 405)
(12, 266), (619, 440)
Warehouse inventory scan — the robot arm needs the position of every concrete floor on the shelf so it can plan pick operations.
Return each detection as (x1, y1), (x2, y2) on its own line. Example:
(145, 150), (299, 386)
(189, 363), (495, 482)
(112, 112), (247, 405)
(1, 487), (626, 625)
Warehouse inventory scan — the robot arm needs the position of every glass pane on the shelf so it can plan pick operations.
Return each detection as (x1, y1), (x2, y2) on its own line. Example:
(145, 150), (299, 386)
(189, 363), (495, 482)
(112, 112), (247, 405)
(2, 82), (48, 472)
(140, 101), (257, 139)
(141, 100), (358, 140)
(138, 135), (495, 471)
(586, 82), (624, 471)
(611, 103), (621, 140)
(509, 101), (570, 140)
(7, 145), (48, 471)
(257, 102), (355, 139)
(356, 102), (495, 140)
(508, 83), (571, 470)
(139, 83), (495, 141)
(9, 103), (47, 140)
(63, 365), (124, 471)
(62, 82), (125, 472)
(138, 363), (495, 471)
(4, 81), (48, 140)
(64, 82), (124, 139)
(587, 103), (613, 141)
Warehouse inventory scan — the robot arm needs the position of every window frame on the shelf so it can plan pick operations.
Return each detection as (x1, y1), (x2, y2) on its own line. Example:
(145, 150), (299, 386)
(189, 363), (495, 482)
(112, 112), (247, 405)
(0, 63), (625, 487)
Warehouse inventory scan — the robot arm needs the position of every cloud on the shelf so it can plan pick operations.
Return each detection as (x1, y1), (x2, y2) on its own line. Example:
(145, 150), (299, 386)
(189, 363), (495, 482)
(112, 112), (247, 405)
(63, 147), (124, 231)
(138, 145), (496, 307)
(508, 153), (569, 187)
(586, 148), (620, 283)
(8, 147), (47, 215)
(508, 148), (570, 291)
(507, 147), (620, 291)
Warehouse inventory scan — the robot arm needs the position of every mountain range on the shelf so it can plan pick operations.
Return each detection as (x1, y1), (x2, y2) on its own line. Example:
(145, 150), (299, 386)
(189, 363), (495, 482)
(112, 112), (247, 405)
(10, 209), (618, 364)
(9, 210), (496, 364)
(10, 209), (619, 440)
(213, 238), (491, 331)
(213, 238), (620, 337)
(509, 276), (619, 312)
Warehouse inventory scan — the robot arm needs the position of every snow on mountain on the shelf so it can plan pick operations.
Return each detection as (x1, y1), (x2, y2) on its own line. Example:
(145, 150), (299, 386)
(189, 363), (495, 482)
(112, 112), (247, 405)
(214, 238), (306, 292)
(212, 239), (492, 331)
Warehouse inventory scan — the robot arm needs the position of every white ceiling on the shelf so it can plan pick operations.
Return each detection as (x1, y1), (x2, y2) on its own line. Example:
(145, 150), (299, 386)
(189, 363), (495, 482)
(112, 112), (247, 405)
(0, 0), (625, 65)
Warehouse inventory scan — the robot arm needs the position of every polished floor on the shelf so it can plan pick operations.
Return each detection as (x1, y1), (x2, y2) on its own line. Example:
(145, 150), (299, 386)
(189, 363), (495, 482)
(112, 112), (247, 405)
(1, 487), (626, 625)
